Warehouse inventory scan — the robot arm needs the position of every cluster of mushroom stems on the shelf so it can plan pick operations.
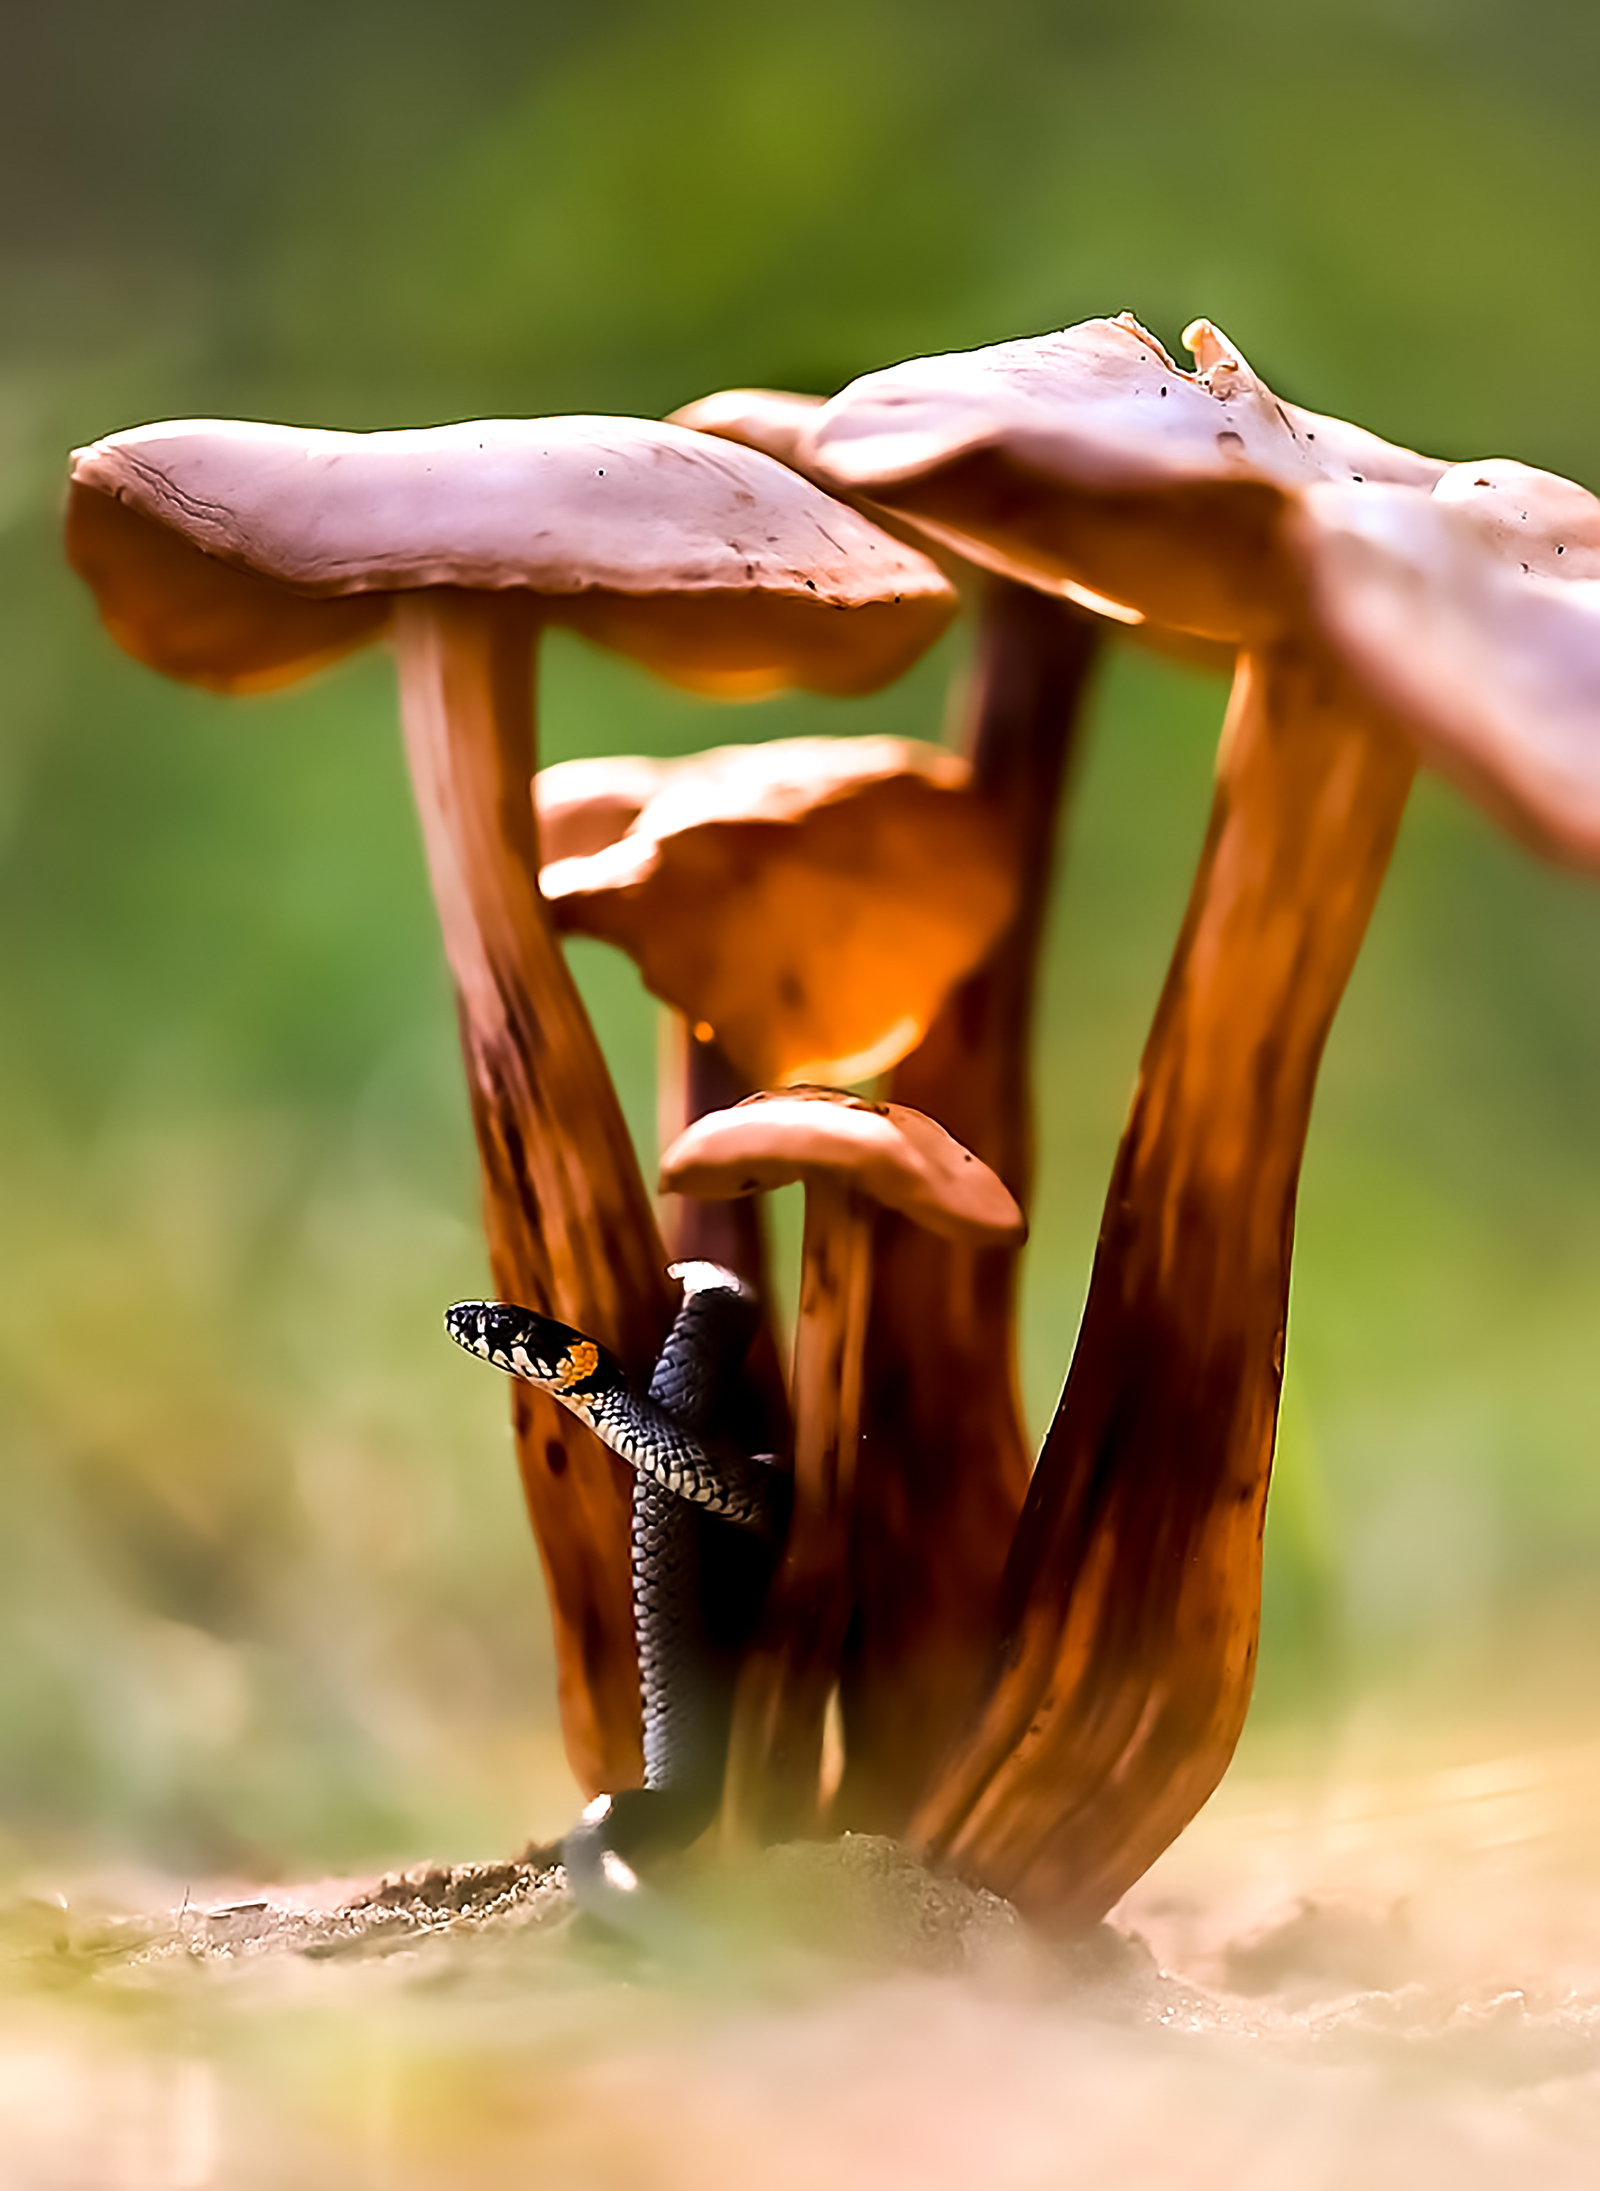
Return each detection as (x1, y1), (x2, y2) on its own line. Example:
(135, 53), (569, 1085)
(65, 311), (1600, 1932)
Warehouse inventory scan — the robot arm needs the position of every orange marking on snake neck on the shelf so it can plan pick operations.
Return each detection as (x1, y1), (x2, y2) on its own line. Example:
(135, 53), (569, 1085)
(555, 1339), (600, 1390)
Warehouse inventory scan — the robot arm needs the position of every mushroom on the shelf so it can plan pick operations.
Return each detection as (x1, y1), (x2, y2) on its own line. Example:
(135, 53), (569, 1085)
(65, 414), (956, 1796)
(658, 1088), (1024, 1838)
(539, 733), (1016, 1089)
(674, 384), (1109, 1829)
(795, 313), (1592, 1927)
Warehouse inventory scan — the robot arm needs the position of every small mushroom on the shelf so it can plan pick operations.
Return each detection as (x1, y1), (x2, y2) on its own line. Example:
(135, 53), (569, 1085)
(540, 733), (1015, 1087)
(801, 315), (1513, 1926)
(659, 1088), (1023, 1837)
(65, 413), (955, 1795)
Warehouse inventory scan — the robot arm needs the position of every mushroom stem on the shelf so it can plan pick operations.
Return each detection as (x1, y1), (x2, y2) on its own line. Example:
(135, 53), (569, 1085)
(911, 643), (1414, 1930)
(723, 1175), (873, 1840)
(392, 588), (675, 1793)
(842, 580), (1100, 1830)
(656, 1015), (791, 1451)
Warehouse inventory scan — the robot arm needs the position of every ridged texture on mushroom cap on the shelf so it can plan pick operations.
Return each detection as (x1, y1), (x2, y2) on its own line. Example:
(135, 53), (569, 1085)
(1291, 468), (1600, 870)
(540, 735), (1016, 1088)
(66, 415), (956, 697)
(659, 1089), (1026, 1246)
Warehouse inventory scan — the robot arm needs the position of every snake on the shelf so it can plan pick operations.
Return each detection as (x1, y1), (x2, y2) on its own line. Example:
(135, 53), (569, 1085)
(444, 1263), (787, 1930)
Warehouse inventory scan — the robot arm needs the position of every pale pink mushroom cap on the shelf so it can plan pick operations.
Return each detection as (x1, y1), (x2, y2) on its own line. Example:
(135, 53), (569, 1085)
(66, 415), (956, 698)
(669, 389), (825, 476)
(799, 315), (1444, 642)
(659, 1088), (1026, 1246)
(1291, 462), (1600, 870)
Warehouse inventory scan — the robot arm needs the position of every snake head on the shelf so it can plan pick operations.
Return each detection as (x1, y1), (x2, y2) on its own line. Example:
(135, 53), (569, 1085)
(444, 1300), (619, 1403)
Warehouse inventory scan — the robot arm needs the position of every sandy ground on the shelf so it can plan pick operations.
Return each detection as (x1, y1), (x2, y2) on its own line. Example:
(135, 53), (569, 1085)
(10, 1718), (1600, 2189)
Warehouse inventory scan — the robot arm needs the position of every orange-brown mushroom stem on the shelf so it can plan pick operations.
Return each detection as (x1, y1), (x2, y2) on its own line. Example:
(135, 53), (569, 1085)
(723, 1174), (874, 1840)
(394, 589), (676, 1792)
(841, 579), (1101, 1831)
(912, 642), (1414, 1931)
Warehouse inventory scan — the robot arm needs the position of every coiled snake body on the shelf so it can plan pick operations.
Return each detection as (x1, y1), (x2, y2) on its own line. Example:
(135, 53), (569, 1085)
(445, 1265), (786, 1926)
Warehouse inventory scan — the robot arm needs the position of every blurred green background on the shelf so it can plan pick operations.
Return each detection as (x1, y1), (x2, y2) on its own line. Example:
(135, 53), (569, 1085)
(3, 0), (1600, 1882)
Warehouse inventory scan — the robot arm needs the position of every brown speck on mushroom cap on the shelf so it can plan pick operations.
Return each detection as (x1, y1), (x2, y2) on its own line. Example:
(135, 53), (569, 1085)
(660, 1088), (1024, 1245)
(540, 735), (1016, 1088)
(1430, 457), (1600, 579)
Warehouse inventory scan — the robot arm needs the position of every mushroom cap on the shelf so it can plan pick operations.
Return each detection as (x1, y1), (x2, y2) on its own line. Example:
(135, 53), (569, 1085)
(1290, 471), (1600, 870)
(534, 752), (671, 865)
(540, 734), (1016, 1087)
(1428, 458), (1600, 581)
(66, 414), (956, 698)
(799, 315), (1445, 643)
(659, 1088), (1026, 1246)
(668, 388), (825, 476)
(675, 376), (1235, 676)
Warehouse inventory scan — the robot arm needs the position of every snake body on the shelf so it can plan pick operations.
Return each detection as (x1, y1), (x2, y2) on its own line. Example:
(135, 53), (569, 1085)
(444, 1292), (783, 1535)
(445, 1266), (785, 1928)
